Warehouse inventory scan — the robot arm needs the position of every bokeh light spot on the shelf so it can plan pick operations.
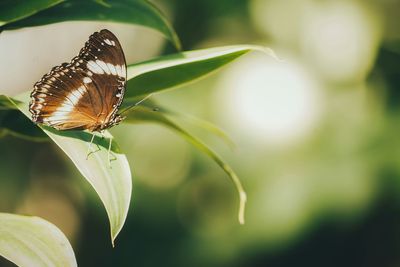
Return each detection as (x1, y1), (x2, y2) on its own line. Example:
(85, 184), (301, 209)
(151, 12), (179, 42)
(215, 54), (322, 147)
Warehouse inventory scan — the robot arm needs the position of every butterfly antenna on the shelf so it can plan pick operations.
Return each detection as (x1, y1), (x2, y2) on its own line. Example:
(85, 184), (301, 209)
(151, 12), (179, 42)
(120, 93), (154, 115)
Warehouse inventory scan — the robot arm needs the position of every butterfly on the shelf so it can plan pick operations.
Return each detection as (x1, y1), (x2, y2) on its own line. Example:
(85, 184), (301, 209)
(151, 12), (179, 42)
(29, 29), (127, 132)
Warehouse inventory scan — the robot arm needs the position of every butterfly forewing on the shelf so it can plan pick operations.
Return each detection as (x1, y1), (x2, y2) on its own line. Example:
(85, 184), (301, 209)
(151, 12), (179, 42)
(29, 29), (127, 132)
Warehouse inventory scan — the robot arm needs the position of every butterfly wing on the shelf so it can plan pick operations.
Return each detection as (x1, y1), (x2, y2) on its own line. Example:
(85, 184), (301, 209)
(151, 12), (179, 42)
(72, 29), (127, 124)
(29, 29), (127, 131)
(30, 63), (104, 131)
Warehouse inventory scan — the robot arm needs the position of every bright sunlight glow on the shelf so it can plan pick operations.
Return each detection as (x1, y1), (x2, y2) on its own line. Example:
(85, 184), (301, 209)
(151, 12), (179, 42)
(301, 1), (382, 83)
(215, 54), (322, 147)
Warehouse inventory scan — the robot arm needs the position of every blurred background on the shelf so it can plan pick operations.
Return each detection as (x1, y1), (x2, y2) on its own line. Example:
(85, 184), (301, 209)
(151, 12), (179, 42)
(1, 0), (400, 266)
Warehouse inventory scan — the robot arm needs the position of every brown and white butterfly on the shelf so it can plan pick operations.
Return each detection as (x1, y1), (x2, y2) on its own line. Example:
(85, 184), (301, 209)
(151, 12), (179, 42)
(29, 29), (126, 132)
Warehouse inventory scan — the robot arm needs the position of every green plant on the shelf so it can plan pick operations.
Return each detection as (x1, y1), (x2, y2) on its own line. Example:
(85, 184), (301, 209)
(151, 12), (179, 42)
(0, 1), (278, 266)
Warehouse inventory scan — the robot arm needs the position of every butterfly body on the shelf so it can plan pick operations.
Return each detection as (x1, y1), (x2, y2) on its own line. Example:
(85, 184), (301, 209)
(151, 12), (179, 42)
(29, 29), (127, 132)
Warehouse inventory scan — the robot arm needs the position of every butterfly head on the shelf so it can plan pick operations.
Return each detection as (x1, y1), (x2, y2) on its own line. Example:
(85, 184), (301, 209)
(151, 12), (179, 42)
(92, 114), (125, 132)
(109, 114), (125, 128)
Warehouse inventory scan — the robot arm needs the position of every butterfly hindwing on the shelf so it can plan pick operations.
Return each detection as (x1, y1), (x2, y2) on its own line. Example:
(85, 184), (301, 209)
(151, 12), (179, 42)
(29, 29), (127, 131)
(30, 63), (103, 130)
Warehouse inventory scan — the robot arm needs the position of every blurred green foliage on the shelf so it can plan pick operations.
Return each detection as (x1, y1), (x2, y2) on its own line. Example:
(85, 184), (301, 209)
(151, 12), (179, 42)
(2, 0), (400, 266)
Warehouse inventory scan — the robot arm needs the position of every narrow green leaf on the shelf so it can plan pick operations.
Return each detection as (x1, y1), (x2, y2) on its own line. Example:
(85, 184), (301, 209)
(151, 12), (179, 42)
(125, 106), (247, 224)
(8, 93), (132, 245)
(0, 129), (7, 138)
(0, 0), (63, 27)
(124, 45), (279, 100)
(160, 107), (235, 149)
(94, 0), (112, 8)
(121, 97), (235, 148)
(1, 0), (181, 49)
(0, 213), (77, 267)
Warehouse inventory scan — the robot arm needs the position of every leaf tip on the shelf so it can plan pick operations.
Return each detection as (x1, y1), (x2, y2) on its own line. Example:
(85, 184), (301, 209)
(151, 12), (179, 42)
(245, 45), (284, 62)
(260, 47), (284, 62)
(238, 191), (247, 225)
(111, 232), (117, 248)
(174, 37), (183, 51)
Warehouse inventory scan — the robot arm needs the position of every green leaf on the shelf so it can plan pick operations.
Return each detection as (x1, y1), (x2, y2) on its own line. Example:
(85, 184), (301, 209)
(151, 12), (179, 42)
(1, 0), (181, 50)
(0, 95), (19, 110)
(0, 0), (63, 27)
(0, 96), (47, 141)
(124, 45), (279, 100)
(8, 93), (132, 245)
(125, 106), (247, 224)
(0, 213), (77, 267)
(0, 109), (48, 141)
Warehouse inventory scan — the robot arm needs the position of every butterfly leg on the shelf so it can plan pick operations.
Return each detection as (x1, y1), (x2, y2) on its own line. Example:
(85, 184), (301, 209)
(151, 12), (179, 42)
(86, 133), (101, 159)
(107, 136), (117, 168)
(86, 133), (96, 160)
